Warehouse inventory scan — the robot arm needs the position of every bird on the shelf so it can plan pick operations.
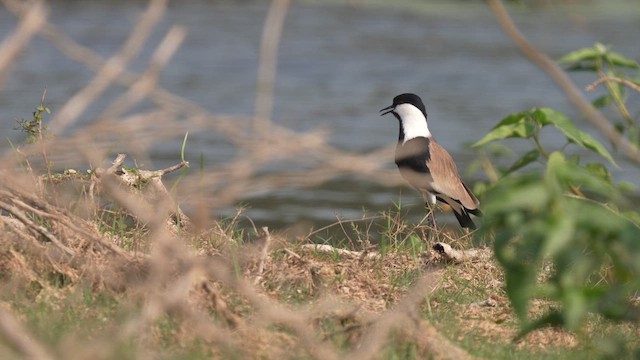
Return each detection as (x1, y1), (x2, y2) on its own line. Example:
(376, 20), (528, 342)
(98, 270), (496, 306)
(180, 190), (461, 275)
(380, 93), (481, 230)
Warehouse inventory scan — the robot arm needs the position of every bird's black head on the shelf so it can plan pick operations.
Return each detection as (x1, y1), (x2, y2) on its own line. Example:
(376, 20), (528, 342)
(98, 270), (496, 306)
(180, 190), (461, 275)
(379, 93), (427, 118)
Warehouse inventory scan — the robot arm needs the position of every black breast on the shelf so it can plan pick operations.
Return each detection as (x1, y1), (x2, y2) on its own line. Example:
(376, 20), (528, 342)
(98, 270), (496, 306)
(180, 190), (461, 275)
(395, 137), (431, 174)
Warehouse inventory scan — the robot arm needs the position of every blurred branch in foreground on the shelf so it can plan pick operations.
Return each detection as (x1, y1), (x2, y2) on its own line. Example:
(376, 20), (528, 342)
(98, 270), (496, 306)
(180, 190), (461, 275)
(0, 1), (46, 88)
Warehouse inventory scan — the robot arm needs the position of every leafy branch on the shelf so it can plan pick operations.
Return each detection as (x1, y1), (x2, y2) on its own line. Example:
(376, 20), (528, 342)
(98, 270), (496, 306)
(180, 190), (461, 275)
(474, 107), (616, 176)
(560, 42), (640, 143)
(15, 87), (50, 144)
(474, 43), (640, 338)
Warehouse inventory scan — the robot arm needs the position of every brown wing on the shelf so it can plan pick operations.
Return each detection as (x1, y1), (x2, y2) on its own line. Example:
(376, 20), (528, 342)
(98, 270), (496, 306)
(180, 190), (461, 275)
(427, 140), (479, 210)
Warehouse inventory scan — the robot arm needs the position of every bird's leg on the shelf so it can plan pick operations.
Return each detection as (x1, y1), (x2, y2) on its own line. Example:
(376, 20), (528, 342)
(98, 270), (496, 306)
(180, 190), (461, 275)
(423, 193), (438, 240)
(425, 202), (437, 232)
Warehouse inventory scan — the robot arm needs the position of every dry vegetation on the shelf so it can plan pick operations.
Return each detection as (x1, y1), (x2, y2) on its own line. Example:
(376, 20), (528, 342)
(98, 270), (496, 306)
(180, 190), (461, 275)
(0, 1), (638, 359)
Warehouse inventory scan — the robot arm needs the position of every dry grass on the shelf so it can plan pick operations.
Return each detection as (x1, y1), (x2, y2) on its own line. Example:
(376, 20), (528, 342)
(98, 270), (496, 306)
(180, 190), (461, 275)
(0, 1), (638, 359)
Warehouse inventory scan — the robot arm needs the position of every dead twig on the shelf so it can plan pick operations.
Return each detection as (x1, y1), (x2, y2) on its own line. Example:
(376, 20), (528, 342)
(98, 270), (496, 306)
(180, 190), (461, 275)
(586, 75), (640, 93)
(300, 243), (381, 260)
(92, 153), (191, 231)
(49, 0), (168, 133)
(432, 242), (492, 263)
(0, 1), (46, 87)
(201, 281), (243, 328)
(254, 0), (290, 132)
(283, 247), (302, 260)
(98, 25), (186, 120)
(0, 199), (75, 256)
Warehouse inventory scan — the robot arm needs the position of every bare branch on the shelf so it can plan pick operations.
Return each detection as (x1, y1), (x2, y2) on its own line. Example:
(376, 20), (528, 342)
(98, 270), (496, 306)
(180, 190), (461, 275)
(99, 25), (187, 120)
(254, 0), (291, 132)
(0, 199), (75, 256)
(300, 243), (381, 260)
(0, 1), (46, 88)
(586, 75), (640, 94)
(49, 0), (168, 133)
(432, 242), (492, 263)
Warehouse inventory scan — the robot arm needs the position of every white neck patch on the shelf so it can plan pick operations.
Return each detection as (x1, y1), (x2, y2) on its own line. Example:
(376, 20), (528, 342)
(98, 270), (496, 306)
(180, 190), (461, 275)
(395, 103), (431, 142)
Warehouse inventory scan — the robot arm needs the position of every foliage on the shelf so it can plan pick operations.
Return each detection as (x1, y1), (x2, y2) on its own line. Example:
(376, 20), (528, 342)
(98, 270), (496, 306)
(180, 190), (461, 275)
(474, 107), (617, 174)
(15, 90), (50, 144)
(559, 42), (640, 144)
(474, 45), (640, 339)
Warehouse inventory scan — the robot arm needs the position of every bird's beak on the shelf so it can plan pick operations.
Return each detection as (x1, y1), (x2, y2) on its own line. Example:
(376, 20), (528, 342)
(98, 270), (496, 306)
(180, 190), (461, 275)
(379, 104), (394, 116)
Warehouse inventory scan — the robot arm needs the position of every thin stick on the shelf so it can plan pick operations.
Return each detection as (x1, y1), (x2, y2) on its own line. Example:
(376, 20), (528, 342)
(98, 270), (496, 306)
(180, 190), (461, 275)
(300, 244), (381, 260)
(586, 75), (640, 94)
(98, 25), (186, 120)
(49, 0), (168, 133)
(283, 247), (302, 259)
(0, 199), (75, 256)
(0, 1), (46, 87)
(254, 0), (290, 132)
(201, 281), (243, 328)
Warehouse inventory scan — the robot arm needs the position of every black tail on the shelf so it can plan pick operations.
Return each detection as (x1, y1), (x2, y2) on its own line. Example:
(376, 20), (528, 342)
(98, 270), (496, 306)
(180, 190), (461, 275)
(468, 208), (483, 217)
(453, 209), (476, 230)
(434, 195), (482, 230)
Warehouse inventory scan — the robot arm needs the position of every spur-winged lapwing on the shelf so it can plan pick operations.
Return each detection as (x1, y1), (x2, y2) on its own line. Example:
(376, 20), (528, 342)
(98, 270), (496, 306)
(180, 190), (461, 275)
(380, 93), (481, 229)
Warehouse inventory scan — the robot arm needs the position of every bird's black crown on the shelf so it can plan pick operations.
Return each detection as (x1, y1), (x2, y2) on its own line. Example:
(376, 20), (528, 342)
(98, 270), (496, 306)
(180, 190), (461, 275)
(392, 93), (427, 117)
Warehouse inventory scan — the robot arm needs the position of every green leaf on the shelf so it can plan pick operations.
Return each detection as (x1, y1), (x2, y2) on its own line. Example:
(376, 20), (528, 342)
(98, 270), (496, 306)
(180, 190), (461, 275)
(566, 154), (581, 165)
(628, 127), (640, 147)
(545, 151), (567, 185)
(504, 149), (539, 175)
(554, 161), (622, 203)
(472, 114), (534, 147)
(605, 51), (640, 69)
(537, 108), (617, 166)
(542, 215), (575, 258)
(585, 162), (612, 184)
(579, 133), (618, 166)
(492, 111), (529, 127)
(505, 268), (537, 322)
(485, 177), (550, 214)
(565, 63), (597, 72)
(592, 95), (612, 108)
(563, 289), (589, 330)
(536, 108), (572, 128)
(558, 47), (601, 64)
(515, 311), (563, 340)
(593, 42), (610, 56)
(530, 107), (550, 126)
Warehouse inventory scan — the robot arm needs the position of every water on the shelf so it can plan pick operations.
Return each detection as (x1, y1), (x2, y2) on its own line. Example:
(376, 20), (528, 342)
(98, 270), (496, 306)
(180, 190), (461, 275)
(1, 1), (639, 232)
